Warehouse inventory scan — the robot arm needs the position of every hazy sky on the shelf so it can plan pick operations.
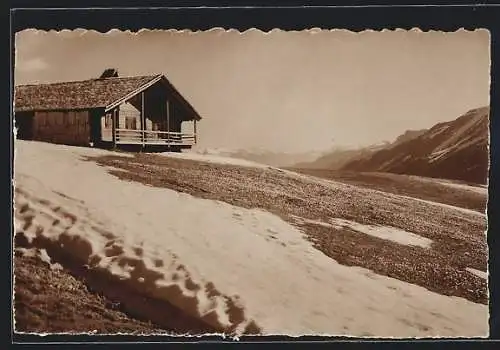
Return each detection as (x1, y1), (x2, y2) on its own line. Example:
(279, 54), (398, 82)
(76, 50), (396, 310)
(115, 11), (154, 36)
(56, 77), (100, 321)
(15, 28), (490, 153)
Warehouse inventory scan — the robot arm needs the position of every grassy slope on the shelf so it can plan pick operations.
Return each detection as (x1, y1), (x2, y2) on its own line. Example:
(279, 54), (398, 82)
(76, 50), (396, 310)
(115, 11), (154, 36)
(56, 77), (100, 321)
(287, 169), (487, 213)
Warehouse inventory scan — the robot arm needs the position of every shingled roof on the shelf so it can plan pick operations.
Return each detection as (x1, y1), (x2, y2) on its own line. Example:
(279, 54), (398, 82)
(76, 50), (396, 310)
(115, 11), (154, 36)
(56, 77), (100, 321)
(14, 74), (202, 120)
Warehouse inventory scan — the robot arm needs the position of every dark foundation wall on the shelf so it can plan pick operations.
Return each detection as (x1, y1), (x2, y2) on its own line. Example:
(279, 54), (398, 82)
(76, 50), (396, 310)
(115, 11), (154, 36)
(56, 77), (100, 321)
(29, 110), (92, 146)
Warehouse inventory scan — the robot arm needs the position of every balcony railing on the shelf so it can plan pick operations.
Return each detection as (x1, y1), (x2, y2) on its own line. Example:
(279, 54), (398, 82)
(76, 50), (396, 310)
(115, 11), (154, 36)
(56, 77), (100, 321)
(114, 129), (196, 146)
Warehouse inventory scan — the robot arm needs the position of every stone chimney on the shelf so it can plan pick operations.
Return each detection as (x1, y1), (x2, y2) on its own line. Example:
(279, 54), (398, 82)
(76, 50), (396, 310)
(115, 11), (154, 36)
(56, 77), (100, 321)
(99, 68), (119, 79)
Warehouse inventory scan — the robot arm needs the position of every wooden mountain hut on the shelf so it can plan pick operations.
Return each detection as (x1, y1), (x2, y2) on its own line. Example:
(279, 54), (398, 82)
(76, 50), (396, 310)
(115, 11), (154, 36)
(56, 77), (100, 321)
(14, 70), (201, 152)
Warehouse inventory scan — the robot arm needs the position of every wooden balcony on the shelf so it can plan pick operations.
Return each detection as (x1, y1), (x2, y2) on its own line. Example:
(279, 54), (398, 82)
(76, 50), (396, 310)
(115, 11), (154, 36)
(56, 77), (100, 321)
(114, 129), (196, 146)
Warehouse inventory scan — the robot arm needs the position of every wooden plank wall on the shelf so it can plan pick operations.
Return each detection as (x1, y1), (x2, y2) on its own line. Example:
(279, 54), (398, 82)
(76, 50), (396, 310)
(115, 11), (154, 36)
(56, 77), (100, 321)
(33, 110), (91, 146)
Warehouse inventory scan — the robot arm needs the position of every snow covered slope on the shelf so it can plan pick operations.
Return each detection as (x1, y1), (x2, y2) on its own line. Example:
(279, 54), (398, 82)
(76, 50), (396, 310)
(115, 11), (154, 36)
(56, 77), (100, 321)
(14, 141), (488, 337)
(342, 107), (489, 184)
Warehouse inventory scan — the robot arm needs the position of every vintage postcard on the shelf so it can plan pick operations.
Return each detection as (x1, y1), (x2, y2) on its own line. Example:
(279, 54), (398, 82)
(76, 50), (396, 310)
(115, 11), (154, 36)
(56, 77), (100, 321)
(13, 27), (490, 338)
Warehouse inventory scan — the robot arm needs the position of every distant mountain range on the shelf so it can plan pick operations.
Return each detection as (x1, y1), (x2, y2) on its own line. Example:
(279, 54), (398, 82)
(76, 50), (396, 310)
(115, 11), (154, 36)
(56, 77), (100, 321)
(292, 144), (388, 170)
(295, 106), (489, 184)
(291, 128), (430, 171)
(191, 147), (323, 168)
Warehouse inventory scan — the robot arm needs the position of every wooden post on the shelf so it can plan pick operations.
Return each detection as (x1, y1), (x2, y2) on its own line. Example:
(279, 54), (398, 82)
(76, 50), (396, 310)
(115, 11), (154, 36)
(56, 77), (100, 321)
(193, 119), (197, 144)
(111, 109), (117, 149)
(141, 91), (145, 147)
(166, 98), (170, 150)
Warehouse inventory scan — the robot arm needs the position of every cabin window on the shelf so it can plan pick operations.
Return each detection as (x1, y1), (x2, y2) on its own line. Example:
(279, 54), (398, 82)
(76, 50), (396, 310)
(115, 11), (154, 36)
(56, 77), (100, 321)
(125, 116), (137, 130)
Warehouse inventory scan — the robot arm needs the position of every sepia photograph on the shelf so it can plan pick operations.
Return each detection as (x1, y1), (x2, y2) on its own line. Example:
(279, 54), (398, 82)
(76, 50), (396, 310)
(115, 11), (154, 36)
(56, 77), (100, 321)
(12, 27), (490, 338)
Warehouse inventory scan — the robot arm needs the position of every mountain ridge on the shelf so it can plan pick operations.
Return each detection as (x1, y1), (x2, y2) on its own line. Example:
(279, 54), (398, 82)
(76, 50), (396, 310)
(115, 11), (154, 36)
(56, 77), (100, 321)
(341, 107), (489, 184)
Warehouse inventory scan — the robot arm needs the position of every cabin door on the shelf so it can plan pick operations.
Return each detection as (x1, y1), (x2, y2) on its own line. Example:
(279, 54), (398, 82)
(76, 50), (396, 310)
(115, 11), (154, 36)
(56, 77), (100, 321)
(89, 110), (101, 145)
(15, 112), (34, 140)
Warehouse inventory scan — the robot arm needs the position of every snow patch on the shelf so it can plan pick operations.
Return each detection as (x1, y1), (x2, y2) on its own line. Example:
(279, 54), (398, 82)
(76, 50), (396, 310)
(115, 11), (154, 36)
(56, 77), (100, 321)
(429, 136), (484, 164)
(329, 218), (433, 249)
(294, 217), (335, 228)
(38, 248), (52, 265)
(466, 268), (488, 280)
(191, 147), (237, 157)
(293, 216), (433, 249)
(429, 148), (452, 163)
(159, 151), (271, 169)
(394, 194), (485, 218)
(401, 155), (412, 162)
(16, 247), (64, 271)
(433, 113), (484, 153)
(404, 175), (486, 195)
(426, 125), (450, 139)
(16, 247), (39, 258)
(433, 180), (487, 195)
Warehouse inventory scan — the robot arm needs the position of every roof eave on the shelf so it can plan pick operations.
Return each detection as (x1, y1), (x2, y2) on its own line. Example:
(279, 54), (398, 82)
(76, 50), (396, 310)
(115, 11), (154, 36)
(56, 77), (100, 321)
(14, 106), (106, 113)
(104, 74), (163, 112)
